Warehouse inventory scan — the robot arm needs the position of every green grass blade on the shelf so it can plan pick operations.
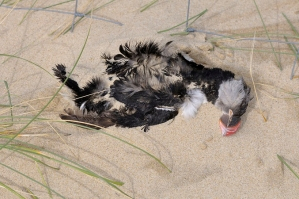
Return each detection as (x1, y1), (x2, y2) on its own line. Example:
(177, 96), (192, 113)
(0, 181), (26, 199)
(0, 54), (55, 78)
(4, 81), (13, 127)
(188, 11), (205, 27)
(104, 182), (132, 198)
(0, 115), (50, 128)
(140, 0), (158, 12)
(0, 115), (48, 120)
(10, 115), (171, 174)
(25, 188), (39, 199)
(170, 31), (190, 36)
(277, 154), (299, 180)
(2, 139), (131, 197)
(0, 162), (65, 198)
(281, 14), (299, 78)
(95, 129), (172, 173)
(94, 0), (116, 10)
(42, 0), (74, 10)
(0, 104), (13, 107)
(0, 24), (91, 151)
(61, 0), (117, 35)
(282, 13), (299, 36)
(6, 146), (60, 170)
(19, 0), (38, 25)
(253, 0), (282, 70)
(158, 9), (208, 33)
(2, 117), (171, 179)
(283, 36), (298, 55)
(1, 138), (125, 186)
(219, 46), (295, 56)
(60, 121), (172, 173)
(208, 31), (299, 43)
(35, 162), (52, 198)
(284, 35), (299, 79)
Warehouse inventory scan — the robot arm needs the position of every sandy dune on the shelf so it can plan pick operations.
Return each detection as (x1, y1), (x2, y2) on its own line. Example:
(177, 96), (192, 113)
(1, 0), (299, 198)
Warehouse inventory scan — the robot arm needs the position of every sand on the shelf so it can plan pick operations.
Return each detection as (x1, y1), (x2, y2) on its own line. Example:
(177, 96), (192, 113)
(1, 0), (299, 198)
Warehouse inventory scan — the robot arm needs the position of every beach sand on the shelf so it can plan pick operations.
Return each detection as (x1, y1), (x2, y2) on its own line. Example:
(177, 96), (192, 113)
(1, 0), (299, 198)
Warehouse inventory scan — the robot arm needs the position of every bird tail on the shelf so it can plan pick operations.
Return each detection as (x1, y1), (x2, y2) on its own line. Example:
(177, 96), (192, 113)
(59, 108), (118, 129)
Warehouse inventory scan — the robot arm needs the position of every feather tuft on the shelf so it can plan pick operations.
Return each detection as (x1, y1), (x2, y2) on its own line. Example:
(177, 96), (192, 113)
(181, 89), (207, 118)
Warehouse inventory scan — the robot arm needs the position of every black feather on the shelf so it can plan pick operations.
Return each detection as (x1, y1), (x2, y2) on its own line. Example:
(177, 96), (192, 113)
(53, 64), (82, 94)
(60, 108), (117, 129)
(178, 53), (235, 103)
(103, 41), (177, 80)
(53, 65), (110, 114)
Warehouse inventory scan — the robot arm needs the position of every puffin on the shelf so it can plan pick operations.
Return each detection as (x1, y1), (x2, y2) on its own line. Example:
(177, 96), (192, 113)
(53, 41), (251, 136)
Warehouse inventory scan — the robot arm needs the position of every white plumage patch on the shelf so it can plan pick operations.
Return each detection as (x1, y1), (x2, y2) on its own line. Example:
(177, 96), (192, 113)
(180, 52), (194, 62)
(80, 100), (87, 111)
(181, 89), (207, 118)
(155, 106), (175, 111)
(215, 79), (247, 113)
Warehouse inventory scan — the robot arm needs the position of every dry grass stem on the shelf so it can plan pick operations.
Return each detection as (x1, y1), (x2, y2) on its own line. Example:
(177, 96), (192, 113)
(0, 0), (20, 24)
(249, 31), (267, 122)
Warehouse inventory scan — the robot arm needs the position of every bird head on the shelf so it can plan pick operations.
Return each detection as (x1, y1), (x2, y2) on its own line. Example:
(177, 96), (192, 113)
(215, 78), (251, 136)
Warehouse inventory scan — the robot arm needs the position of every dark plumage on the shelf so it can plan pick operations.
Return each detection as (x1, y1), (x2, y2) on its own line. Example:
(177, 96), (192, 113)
(177, 53), (235, 103)
(53, 41), (251, 135)
(53, 64), (110, 115)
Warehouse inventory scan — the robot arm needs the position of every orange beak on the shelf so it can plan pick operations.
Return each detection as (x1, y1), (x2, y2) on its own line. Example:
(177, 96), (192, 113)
(219, 119), (241, 136)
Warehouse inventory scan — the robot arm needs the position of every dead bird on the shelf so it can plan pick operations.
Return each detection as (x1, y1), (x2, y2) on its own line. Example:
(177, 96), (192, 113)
(53, 41), (251, 135)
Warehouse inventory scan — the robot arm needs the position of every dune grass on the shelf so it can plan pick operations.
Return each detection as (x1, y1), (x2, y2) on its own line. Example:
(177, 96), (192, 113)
(0, 181), (26, 199)
(50, 0), (119, 36)
(0, 0), (20, 24)
(0, 24), (92, 151)
(252, 0), (282, 70)
(282, 13), (299, 36)
(277, 155), (299, 180)
(0, 0), (121, 37)
(19, 0), (38, 25)
(255, 82), (299, 100)
(157, 9), (208, 34)
(249, 32), (268, 121)
(199, 2), (299, 77)
(140, 0), (158, 12)
(17, 0), (77, 26)
(282, 13), (299, 79)
(0, 54), (55, 78)
(0, 110), (171, 198)
(209, 31), (299, 64)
